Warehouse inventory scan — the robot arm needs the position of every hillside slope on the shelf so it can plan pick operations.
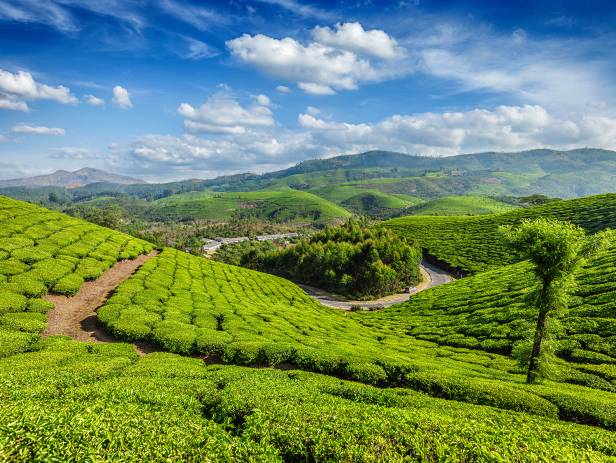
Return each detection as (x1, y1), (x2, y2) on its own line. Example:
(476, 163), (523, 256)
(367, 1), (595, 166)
(0, 168), (144, 188)
(383, 193), (616, 274)
(403, 195), (518, 216)
(150, 189), (352, 223)
(2, 197), (616, 459)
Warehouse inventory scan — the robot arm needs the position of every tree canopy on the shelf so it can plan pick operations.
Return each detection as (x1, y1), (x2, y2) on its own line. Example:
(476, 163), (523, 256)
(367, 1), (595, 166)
(242, 219), (422, 299)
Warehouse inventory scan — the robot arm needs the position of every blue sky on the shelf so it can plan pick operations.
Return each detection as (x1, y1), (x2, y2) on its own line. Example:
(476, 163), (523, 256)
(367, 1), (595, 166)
(1, 0), (615, 181)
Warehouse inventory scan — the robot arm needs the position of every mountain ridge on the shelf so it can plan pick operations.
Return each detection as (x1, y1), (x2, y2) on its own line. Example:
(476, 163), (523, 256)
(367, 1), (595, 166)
(0, 167), (145, 188)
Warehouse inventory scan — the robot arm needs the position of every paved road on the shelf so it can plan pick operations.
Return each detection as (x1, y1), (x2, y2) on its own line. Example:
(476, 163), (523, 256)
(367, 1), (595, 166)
(303, 260), (454, 310)
(422, 260), (454, 288)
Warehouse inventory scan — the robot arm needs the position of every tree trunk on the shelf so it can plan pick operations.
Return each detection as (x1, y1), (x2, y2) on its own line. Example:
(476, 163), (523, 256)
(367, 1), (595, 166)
(527, 278), (553, 383)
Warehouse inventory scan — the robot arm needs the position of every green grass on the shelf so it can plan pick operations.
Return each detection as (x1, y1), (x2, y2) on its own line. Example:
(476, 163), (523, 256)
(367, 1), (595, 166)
(404, 195), (519, 216)
(383, 193), (616, 274)
(3, 196), (616, 459)
(151, 188), (351, 223)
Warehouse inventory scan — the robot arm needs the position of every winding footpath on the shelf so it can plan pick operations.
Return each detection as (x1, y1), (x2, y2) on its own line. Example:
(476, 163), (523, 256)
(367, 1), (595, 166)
(302, 260), (454, 310)
(43, 250), (159, 353)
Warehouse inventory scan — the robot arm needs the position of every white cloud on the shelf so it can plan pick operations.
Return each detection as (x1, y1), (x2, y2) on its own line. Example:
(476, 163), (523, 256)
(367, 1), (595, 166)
(178, 92), (274, 134)
(12, 123), (65, 135)
(407, 19), (615, 113)
(306, 106), (320, 115)
(276, 85), (291, 94)
(50, 146), (100, 159)
(110, 103), (616, 180)
(254, 0), (335, 20)
(313, 22), (404, 59)
(158, 0), (223, 31)
(0, 0), (76, 32)
(298, 82), (336, 95)
(112, 85), (132, 108)
(0, 134), (5, 141)
(84, 94), (104, 106)
(0, 97), (28, 111)
(0, 0), (145, 33)
(227, 26), (406, 95)
(297, 104), (616, 155)
(254, 94), (271, 106)
(0, 68), (77, 110)
(184, 36), (218, 59)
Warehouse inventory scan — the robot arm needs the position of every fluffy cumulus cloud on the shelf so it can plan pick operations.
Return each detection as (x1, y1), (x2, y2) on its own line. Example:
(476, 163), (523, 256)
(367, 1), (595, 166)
(115, 103), (616, 180)
(275, 85), (291, 94)
(112, 85), (132, 108)
(83, 94), (104, 106)
(297, 105), (616, 155)
(0, 68), (77, 111)
(178, 92), (274, 134)
(313, 22), (404, 59)
(12, 123), (65, 135)
(227, 22), (407, 95)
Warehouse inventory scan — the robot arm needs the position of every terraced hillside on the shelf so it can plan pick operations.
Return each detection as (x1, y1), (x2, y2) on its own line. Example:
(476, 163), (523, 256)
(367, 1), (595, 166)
(0, 196), (153, 358)
(383, 193), (616, 274)
(2, 196), (616, 460)
(404, 195), (519, 216)
(360, 243), (616, 397)
(150, 189), (351, 223)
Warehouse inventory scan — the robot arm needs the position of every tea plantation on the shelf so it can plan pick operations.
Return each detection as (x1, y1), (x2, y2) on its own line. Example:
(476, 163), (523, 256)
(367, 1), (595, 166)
(2, 195), (616, 460)
(383, 193), (616, 274)
(0, 196), (153, 358)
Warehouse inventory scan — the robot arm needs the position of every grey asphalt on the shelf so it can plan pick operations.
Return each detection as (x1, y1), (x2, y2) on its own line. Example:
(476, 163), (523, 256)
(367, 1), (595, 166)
(302, 260), (454, 310)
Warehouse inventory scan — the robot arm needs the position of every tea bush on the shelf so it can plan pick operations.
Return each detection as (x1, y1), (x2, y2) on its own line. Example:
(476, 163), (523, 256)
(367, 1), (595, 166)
(384, 193), (616, 274)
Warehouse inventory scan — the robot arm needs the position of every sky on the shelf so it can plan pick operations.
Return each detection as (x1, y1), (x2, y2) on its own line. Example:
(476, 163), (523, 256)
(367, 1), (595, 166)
(1, 0), (615, 182)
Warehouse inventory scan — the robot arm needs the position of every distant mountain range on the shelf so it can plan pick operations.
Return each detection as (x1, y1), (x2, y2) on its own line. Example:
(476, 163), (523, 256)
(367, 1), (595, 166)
(1, 148), (616, 201)
(0, 168), (145, 188)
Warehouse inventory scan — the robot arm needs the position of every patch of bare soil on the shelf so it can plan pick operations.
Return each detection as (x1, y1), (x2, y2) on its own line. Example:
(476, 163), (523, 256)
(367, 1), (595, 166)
(43, 250), (159, 355)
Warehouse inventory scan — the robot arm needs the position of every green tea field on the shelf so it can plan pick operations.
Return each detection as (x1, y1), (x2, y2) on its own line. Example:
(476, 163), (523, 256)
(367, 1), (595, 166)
(383, 193), (616, 273)
(150, 188), (351, 223)
(2, 195), (616, 461)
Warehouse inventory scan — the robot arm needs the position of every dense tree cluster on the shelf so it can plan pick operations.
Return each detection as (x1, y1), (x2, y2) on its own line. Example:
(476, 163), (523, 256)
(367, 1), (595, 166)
(242, 220), (422, 298)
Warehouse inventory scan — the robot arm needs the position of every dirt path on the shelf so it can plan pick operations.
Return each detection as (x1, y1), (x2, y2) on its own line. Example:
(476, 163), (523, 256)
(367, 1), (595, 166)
(43, 250), (159, 353)
(302, 261), (454, 310)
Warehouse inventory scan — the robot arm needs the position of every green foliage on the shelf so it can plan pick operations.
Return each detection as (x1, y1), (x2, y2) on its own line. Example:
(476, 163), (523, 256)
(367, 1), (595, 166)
(151, 188), (352, 224)
(0, 195), (153, 356)
(501, 218), (608, 383)
(405, 195), (519, 216)
(384, 193), (616, 274)
(52, 274), (84, 296)
(242, 219), (422, 298)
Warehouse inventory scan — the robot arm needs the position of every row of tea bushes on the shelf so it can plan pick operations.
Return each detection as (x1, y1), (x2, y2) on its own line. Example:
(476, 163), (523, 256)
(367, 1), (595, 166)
(0, 196), (153, 357)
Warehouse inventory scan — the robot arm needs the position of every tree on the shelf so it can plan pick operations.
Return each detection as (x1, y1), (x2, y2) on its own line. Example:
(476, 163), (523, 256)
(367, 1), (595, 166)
(501, 218), (607, 383)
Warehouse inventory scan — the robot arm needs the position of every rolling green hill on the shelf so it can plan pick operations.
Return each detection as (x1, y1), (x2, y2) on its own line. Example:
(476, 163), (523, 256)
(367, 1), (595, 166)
(403, 195), (519, 216)
(2, 196), (616, 460)
(3, 149), (616, 210)
(384, 193), (616, 274)
(149, 189), (351, 223)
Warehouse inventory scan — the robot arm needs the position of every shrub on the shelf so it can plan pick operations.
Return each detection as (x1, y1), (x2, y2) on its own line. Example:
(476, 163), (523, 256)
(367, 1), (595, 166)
(0, 258), (29, 275)
(152, 320), (197, 354)
(0, 291), (27, 314)
(9, 274), (47, 297)
(27, 298), (55, 313)
(345, 362), (387, 385)
(52, 274), (85, 296)
(404, 372), (559, 418)
(0, 312), (47, 333)
(195, 329), (233, 356)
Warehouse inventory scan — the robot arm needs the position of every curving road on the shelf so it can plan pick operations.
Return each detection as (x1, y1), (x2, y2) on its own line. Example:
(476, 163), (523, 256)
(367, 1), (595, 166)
(302, 260), (454, 310)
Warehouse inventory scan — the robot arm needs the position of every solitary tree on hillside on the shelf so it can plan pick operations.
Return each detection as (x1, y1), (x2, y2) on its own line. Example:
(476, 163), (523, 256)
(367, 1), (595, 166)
(501, 218), (608, 384)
